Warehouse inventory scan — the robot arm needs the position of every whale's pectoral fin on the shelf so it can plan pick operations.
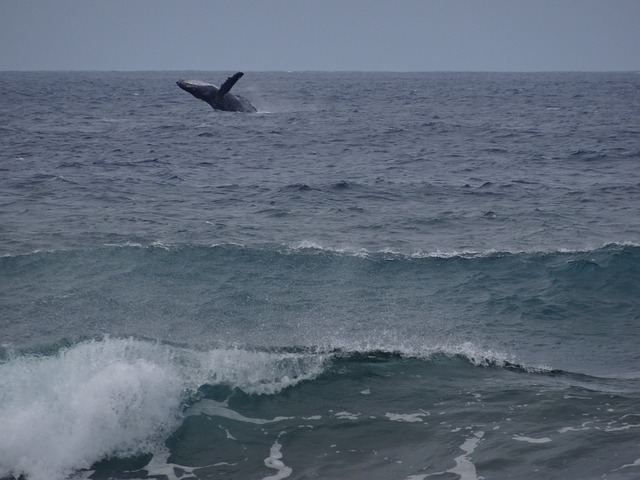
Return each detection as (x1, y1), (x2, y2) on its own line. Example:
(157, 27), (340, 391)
(218, 72), (244, 97)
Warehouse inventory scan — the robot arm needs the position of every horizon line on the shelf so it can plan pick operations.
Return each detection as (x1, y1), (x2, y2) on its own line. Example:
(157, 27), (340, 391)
(1, 69), (639, 74)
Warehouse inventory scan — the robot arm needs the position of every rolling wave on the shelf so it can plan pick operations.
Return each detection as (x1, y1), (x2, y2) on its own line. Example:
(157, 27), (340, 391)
(3, 240), (638, 261)
(0, 335), (611, 397)
(0, 336), (633, 480)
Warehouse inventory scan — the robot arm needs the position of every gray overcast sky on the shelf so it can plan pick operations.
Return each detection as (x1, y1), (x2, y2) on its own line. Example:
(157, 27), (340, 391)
(1, 0), (639, 72)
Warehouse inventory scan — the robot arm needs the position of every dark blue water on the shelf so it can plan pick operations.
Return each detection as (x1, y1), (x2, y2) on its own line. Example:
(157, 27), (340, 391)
(1, 71), (640, 480)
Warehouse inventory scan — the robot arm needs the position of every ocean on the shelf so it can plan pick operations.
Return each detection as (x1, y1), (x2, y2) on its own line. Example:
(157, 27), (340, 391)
(1, 71), (639, 480)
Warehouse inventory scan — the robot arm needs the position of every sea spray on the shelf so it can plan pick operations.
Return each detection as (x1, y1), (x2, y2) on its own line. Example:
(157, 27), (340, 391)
(0, 338), (184, 480)
(0, 337), (328, 480)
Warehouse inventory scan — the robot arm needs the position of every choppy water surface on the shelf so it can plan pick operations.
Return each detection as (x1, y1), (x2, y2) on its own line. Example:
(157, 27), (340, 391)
(1, 71), (639, 480)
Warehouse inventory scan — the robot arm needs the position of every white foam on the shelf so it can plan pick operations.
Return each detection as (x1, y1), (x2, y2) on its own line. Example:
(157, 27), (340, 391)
(612, 457), (640, 472)
(142, 445), (237, 480)
(0, 337), (328, 480)
(284, 240), (370, 258)
(620, 413), (640, 420)
(102, 241), (145, 248)
(263, 438), (292, 480)
(186, 398), (293, 424)
(416, 430), (485, 480)
(281, 240), (639, 261)
(142, 447), (199, 480)
(558, 421), (593, 433)
(513, 435), (551, 444)
(191, 347), (328, 395)
(386, 412), (428, 423)
(452, 431), (485, 479)
(434, 341), (514, 368)
(604, 423), (640, 432)
(0, 338), (184, 480)
(335, 411), (360, 420)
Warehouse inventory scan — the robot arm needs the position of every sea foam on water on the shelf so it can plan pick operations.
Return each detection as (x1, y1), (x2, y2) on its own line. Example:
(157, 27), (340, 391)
(0, 338), (183, 480)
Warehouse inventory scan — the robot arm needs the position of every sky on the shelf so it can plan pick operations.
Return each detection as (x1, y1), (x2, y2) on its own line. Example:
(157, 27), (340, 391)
(1, 0), (639, 72)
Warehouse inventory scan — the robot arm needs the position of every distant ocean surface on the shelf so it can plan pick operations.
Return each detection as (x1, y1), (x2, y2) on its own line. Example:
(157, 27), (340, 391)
(1, 71), (640, 480)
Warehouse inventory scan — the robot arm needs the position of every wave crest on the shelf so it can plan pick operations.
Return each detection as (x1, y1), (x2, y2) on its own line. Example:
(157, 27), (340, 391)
(0, 337), (328, 480)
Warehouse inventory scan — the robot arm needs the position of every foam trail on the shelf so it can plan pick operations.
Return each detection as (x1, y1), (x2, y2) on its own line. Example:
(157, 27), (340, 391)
(452, 431), (485, 480)
(142, 447), (199, 480)
(186, 398), (293, 424)
(410, 430), (485, 480)
(513, 435), (551, 444)
(263, 437), (292, 480)
(613, 458), (640, 472)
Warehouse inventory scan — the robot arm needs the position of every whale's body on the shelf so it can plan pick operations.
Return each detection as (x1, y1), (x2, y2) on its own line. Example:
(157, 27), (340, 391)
(176, 72), (256, 113)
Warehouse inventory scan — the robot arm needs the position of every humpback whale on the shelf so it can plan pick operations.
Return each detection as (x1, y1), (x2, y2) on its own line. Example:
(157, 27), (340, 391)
(176, 72), (256, 113)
